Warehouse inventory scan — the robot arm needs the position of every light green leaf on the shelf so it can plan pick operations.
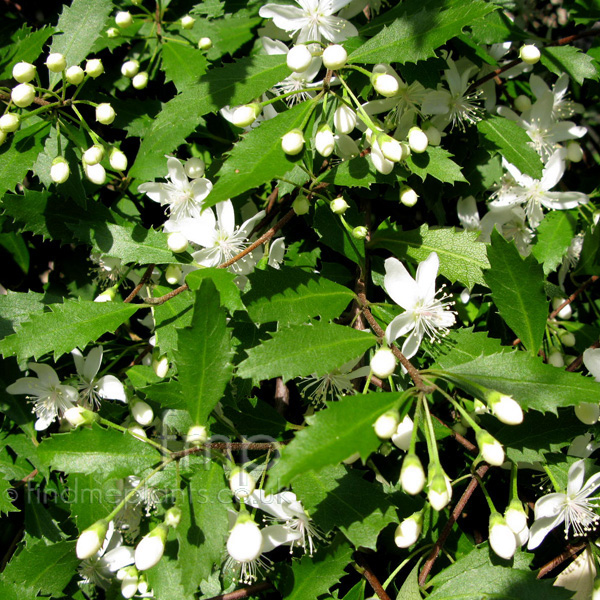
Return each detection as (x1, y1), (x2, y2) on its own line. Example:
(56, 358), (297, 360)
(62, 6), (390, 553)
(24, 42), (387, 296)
(370, 222), (489, 289)
(161, 42), (208, 91)
(0, 299), (140, 361)
(484, 232), (547, 355)
(541, 46), (599, 85)
(186, 268), (244, 313)
(0, 26), (55, 79)
(152, 285), (194, 361)
(348, 1), (495, 64)
(314, 201), (365, 266)
(397, 562), (423, 600)
(0, 478), (17, 515)
(478, 117), (544, 179)
(130, 54), (289, 180)
(37, 425), (161, 479)
(67, 473), (119, 530)
(175, 281), (234, 426)
(322, 156), (397, 189)
(146, 555), (196, 600)
(237, 322), (377, 384)
(244, 267), (355, 326)
(266, 392), (407, 492)
(405, 146), (466, 184)
(433, 329), (508, 369)
(532, 211), (577, 275)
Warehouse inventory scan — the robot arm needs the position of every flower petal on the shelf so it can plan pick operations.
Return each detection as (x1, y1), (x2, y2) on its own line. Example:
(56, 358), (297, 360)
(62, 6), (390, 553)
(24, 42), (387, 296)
(96, 375), (127, 402)
(415, 252), (439, 303)
(259, 5), (308, 32)
(167, 157), (187, 189)
(401, 328), (423, 360)
(583, 348), (600, 382)
(216, 200), (236, 236)
(28, 363), (60, 386)
(261, 524), (302, 552)
(567, 460), (587, 497)
(71, 348), (85, 376)
(527, 513), (564, 549)
(385, 312), (415, 344)
(83, 346), (103, 382)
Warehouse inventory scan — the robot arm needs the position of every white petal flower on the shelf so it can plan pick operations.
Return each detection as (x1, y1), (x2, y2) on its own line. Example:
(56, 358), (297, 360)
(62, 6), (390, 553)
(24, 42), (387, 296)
(528, 460), (600, 550)
(383, 253), (456, 359)
(225, 515), (269, 584)
(554, 546), (597, 600)
(72, 346), (126, 407)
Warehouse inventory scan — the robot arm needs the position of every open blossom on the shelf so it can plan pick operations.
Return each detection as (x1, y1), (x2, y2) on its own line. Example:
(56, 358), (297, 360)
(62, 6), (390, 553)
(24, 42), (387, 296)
(7, 363), (78, 430)
(383, 252), (456, 359)
(528, 459), (600, 550)
(529, 73), (583, 120)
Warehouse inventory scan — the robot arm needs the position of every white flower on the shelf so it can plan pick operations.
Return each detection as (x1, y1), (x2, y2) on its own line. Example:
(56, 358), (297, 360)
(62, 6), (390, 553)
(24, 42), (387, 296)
(427, 465), (453, 511)
(225, 515), (269, 584)
(479, 205), (534, 256)
(77, 519), (109, 560)
(230, 469), (257, 499)
(400, 452), (425, 495)
(553, 546), (597, 600)
(528, 459), (600, 550)
(259, 0), (358, 44)
(383, 252), (456, 359)
(72, 346), (127, 408)
(457, 196), (481, 231)
(323, 44), (347, 70)
(138, 157), (213, 222)
(85, 58), (104, 78)
(6, 363), (78, 430)
(520, 44), (541, 64)
(374, 410), (400, 439)
(12, 61), (36, 83)
(46, 53), (66, 73)
(559, 233), (584, 288)
(530, 74), (583, 121)
(489, 512), (517, 560)
(135, 524), (167, 571)
(486, 392), (523, 425)
(11, 83), (35, 108)
(65, 66), (84, 85)
(392, 415), (414, 452)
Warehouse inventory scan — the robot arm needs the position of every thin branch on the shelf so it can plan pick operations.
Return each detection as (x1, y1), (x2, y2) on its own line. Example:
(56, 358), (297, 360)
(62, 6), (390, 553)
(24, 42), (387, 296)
(433, 415), (477, 454)
(205, 582), (272, 600)
(567, 340), (600, 372)
(0, 91), (68, 107)
(419, 464), (490, 586)
(170, 440), (288, 460)
(537, 543), (587, 579)
(355, 552), (392, 600)
(123, 264), (156, 303)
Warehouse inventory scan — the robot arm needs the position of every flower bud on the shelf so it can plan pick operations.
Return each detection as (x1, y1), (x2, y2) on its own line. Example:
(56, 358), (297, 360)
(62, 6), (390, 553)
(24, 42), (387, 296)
(229, 468), (256, 499)
(394, 511), (423, 548)
(167, 232), (188, 253)
(165, 264), (182, 284)
(96, 103), (116, 125)
(187, 425), (208, 446)
(116, 11), (134, 28)
(323, 44), (347, 70)
(282, 128), (305, 155)
(64, 406), (98, 428)
(427, 466), (452, 511)
(400, 453), (425, 495)
(514, 95), (532, 113)
(399, 185), (418, 207)
(65, 65), (84, 85)
(83, 145), (105, 165)
(372, 72), (399, 97)
(548, 350), (564, 368)
(121, 567), (139, 599)
(84, 163), (107, 186)
(185, 157), (205, 178)
(121, 60), (140, 78)
(486, 391), (523, 425)
(230, 104), (261, 128)
(76, 519), (109, 559)
(476, 429), (505, 466)
(85, 58), (104, 78)
(552, 297), (572, 320)
(334, 105), (357, 134)
(94, 286), (117, 302)
(392, 415), (414, 452)
(370, 347), (396, 378)
(558, 330), (576, 347)
(109, 148), (128, 171)
(181, 15), (195, 29)
(352, 226), (368, 239)
(374, 410), (400, 439)
(519, 44), (540, 64)
(137, 576), (149, 594)
(128, 424), (147, 439)
(504, 499), (528, 535)
(0, 113), (20, 133)
(198, 37), (213, 50)
(135, 524), (168, 571)
(287, 45), (312, 72)
(292, 195), (310, 215)
(131, 399), (154, 426)
(164, 507), (182, 528)
(330, 197), (349, 215)
(315, 124), (335, 157)
(51, 157), (70, 184)
(575, 402), (600, 425)
(566, 141), (584, 163)
(152, 354), (169, 378)
(489, 512), (517, 560)
(408, 126), (428, 153)
(46, 53), (66, 73)
(378, 134), (402, 162)
(12, 61), (36, 83)
(227, 515), (263, 563)
(132, 71), (149, 89)
(106, 27), (120, 38)
(423, 123), (441, 146)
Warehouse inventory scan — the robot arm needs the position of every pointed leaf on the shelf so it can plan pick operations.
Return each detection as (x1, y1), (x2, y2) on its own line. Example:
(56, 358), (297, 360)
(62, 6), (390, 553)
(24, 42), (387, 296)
(531, 211), (577, 275)
(541, 46), (599, 85)
(161, 42), (208, 91)
(405, 146), (466, 184)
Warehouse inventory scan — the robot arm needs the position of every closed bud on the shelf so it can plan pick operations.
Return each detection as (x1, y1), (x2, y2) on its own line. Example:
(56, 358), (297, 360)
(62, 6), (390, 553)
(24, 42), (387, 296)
(65, 65), (85, 85)
(330, 197), (349, 215)
(374, 410), (400, 439)
(552, 297), (572, 320)
(486, 391), (523, 425)
(230, 104), (261, 128)
(287, 45), (312, 72)
(121, 59), (140, 78)
(131, 399), (154, 426)
(334, 105), (357, 134)
(181, 15), (195, 29)
(370, 347), (396, 378)
(115, 11), (134, 28)
(315, 124), (335, 157)
(12, 61), (36, 83)
(109, 148), (128, 171)
(408, 126), (428, 153)
(83, 144), (105, 165)
(185, 157), (205, 178)
(394, 511), (423, 548)
(135, 524), (168, 571)
(85, 163), (107, 185)
(229, 468), (256, 499)
(121, 568), (139, 599)
(94, 285), (117, 302)
(106, 27), (120, 38)
(427, 465), (452, 511)
(400, 453), (425, 495)
(282, 128), (305, 155)
(132, 71), (149, 89)
(85, 58), (104, 78)
(548, 350), (564, 368)
(0, 113), (20, 133)
(489, 512), (517, 560)
(76, 519), (109, 559)
(574, 402), (600, 425)
(198, 37), (213, 50)
(96, 103), (116, 125)
(128, 424), (147, 439)
(504, 499), (528, 535)
(400, 185), (418, 207)
(167, 232), (188, 253)
(352, 226), (368, 239)
(165, 264), (182, 284)
(292, 195), (310, 215)
(392, 415), (414, 452)
(323, 44), (347, 70)
(64, 406), (98, 428)
(164, 507), (182, 528)
(519, 44), (540, 64)
(514, 95), (532, 113)
(559, 330), (576, 347)
(46, 52), (66, 73)
(152, 354), (169, 378)
(372, 72), (399, 97)
(476, 429), (505, 466)
(378, 134), (402, 162)
(187, 425), (208, 446)
(51, 157), (70, 184)
(227, 514), (263, 563)
(567, 141), (584, 163)
(137, 576), (149, 594)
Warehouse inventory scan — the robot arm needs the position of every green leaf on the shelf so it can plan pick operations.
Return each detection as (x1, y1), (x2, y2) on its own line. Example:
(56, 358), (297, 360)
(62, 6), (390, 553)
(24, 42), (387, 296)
(266, 392), (407, 492)
(477, 117), (544, 179)
(130, 54), (289, 180)
(186, 268), (244, 313)
(485, 232), (547, 355)
(175, 281), (234, 426)
(237, 322), (377, 384)
(244, 267), (355, 326)
(176, 463), (229, 594)
(146, 555), (196, 600)
(575, 224), (600, 276)
(405, 146), (466, 184)
(293, 464), (398, 550)
(322, 156), (397, 189)
(0, 299), (140, 361)
(37, 425), (161, 479)
(278, 536), (353, 600)
(397, 562), (423, 600)
(314, 201), (365, 266)
(541, 46), (599, 85)
(161, 42), (208, 91)
(48, 0), (113, 88)
(67, 473), (119, 530)
(203, 15), (262, 58)
(348, 1), (495, 64)
(0, 120), (52, 197)
(531, 211), (577, 275)
(370, 222), (490, 289)
(433, 329), (508, 369)
(206, 100), (316, 207)
(0, 26), (55, 79)
(0, 232), (28, 274)
(438, 351), (600, 414)
(153, 285), (194, 361)
(0, 478), (17, 515)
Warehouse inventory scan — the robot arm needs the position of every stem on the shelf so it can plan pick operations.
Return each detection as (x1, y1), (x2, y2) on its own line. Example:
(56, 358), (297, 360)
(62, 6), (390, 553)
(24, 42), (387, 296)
(259, 87), (324, 107)
(98, 417), (166, 453)
(543, 465), (561, 493)
(473, 472), (496, 513)
(421, 397), (439, 463)
(204, 582), (272, 600)
(170, 441), (287, 460)
(382, 544), (433, 589)
(362, 371), (373, 394)
(355, 552), (392, 600)
(537, 544), (587, 579)
(123, 264), (156, 303)
(338, 76), (380, 132)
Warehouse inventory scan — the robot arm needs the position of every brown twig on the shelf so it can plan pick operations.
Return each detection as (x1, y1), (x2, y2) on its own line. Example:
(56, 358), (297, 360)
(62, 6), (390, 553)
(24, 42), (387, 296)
(567, 340), (600, 372)
(170, 440), (288, 460)
(537, 543), (587, 579)
(419, 464), (490, 586)
(433, 415), (477, 454)
(0, 92), (67, 108)
(13, 468), (38, 489)
(124, 264), (156, 303)
(205, 582), (272, 600)
(355, 552), (392, 600)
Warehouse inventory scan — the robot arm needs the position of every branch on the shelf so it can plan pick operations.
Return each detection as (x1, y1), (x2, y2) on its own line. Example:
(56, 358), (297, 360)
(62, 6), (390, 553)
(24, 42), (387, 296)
(205, 582), (272, 600)
(123, 264), (155, 303)
(537, 543), (587, 579)
(170, 440), (288, 460)
(566, 340), (600, 373)
(419, 464), (490, 586)
(355, 552), (392, 600)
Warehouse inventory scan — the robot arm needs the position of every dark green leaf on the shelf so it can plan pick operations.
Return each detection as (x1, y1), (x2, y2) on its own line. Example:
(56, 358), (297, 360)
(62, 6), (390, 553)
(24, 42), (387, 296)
(153, 285), (194, 361)
(541, 46), (599, 85)
(532, 211), (577, 275)
(0, 26), (54, 79)
(405, 146), (466, 184)
(186, 268), (244, 313)
(314, 201), (365, 266)
(161, 42), (208, 91)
